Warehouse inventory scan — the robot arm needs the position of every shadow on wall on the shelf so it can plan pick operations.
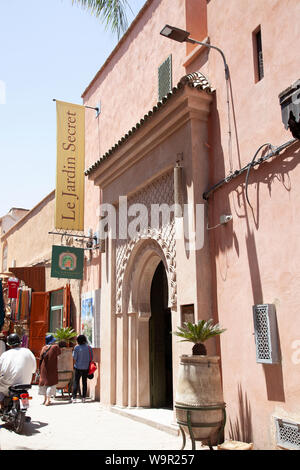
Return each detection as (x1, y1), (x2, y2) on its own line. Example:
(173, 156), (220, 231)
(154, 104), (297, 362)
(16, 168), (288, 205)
(205, 66), (298, 444)
(228, 384), (253, 443)
(209, 99), (297, 408)
(240, 141), (300, 231)
(263, 364), (285, 402)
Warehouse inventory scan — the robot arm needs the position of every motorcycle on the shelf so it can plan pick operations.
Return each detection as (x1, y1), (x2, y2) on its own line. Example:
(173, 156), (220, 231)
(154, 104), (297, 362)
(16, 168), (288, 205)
(0, 384), (32, 434)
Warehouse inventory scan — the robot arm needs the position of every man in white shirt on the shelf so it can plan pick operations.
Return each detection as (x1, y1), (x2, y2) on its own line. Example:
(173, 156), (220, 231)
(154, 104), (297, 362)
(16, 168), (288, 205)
(0, 333), (36, 402)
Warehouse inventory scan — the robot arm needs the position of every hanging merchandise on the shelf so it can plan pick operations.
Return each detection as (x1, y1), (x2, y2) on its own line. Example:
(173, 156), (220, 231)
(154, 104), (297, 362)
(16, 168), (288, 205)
(2, 307), (12, 336)
(7, 277), (19, 299)
(0, 280), (5, 330)
(16, 288), (22, 321)
(10, 298), (17, 322)
(28, 288), (32, 313)
(15, 287), (31, 322)
(20, 289), (27, 321)
(21, 334), (29, 348)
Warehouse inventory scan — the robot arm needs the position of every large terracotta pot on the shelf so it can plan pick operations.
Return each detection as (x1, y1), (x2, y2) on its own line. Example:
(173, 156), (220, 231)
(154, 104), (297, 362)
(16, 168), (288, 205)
(175, 355), (225, 446)
(57, 348), (73, 389)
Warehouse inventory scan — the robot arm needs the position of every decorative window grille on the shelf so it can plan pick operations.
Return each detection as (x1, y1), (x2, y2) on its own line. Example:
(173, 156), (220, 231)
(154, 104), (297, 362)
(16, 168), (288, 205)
(158, 55), (172, 101)
(252, 304), (280, 364)
(275, 418), (300, 450)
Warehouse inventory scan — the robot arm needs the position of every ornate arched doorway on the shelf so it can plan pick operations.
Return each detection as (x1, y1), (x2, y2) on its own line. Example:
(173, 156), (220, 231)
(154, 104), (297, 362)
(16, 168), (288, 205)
(120, 238), (174, 408)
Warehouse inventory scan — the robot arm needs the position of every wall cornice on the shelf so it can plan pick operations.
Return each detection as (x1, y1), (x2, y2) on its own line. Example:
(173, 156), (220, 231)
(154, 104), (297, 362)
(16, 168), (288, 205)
(89, 87), (212, 190)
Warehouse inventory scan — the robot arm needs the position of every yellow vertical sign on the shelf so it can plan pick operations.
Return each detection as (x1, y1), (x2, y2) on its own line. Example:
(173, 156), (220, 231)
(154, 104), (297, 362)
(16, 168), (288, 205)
(55, 100), (85, 231)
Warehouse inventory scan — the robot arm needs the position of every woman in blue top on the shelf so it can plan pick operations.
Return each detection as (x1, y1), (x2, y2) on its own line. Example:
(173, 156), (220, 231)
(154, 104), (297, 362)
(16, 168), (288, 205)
(71, 334), (92, 403)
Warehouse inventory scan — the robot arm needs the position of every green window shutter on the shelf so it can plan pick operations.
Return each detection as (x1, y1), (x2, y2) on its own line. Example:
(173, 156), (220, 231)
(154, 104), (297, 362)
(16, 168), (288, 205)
(158, 55), (172, 101)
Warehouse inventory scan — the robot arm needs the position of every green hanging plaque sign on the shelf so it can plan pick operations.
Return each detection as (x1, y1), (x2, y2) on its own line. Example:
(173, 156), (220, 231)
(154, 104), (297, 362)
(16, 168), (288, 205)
(51, 245), (84, 279)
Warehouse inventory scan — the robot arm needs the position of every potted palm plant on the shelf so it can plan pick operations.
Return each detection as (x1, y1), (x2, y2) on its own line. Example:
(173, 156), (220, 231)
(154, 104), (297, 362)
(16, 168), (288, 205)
(52, 326), (78, 347)
(49, 327), (78, 396)
(173, 319), (226, 449)
(173, 319), (226, 355)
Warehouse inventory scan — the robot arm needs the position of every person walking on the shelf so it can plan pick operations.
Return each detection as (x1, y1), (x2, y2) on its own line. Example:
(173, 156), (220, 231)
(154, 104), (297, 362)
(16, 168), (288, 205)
(38, 334), (61, 406)
(71, 334), (92, 403)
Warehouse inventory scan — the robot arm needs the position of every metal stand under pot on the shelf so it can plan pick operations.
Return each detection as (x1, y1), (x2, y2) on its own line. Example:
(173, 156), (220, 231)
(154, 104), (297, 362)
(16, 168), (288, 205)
(175, 355), (226, 450)
(175, 402), (226, 450)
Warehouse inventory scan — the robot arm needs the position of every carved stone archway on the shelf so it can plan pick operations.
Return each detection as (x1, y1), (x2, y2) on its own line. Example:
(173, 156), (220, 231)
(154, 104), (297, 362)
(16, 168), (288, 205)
(120, 238), (171, 407)
(122, 237), (169, 315)
(116, 171), (177, 315)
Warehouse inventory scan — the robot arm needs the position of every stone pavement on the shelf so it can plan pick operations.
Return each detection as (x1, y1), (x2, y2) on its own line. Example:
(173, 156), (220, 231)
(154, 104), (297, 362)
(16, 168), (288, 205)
(0, 385), (207, 451)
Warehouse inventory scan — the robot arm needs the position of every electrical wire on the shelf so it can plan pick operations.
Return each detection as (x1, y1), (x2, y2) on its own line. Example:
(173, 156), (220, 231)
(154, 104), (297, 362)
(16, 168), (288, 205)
(226, 76), (233, 173)
(244, 143), (274, 207)
(203, 138), (297, 201)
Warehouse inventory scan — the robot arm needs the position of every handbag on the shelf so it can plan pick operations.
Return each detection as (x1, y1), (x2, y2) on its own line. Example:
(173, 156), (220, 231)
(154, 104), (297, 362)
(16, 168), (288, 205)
(33, 369), (40, 384)
(87, 346), (97, 379)
(40, 345), (51, 364)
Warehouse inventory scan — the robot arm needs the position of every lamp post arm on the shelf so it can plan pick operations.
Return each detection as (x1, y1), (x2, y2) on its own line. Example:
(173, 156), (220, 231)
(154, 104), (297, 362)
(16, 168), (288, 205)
(186, 37), (229, 80)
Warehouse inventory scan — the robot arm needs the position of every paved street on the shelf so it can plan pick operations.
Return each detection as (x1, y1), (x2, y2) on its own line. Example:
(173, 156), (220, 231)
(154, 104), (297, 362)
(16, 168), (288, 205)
(0, 385), (191, 451)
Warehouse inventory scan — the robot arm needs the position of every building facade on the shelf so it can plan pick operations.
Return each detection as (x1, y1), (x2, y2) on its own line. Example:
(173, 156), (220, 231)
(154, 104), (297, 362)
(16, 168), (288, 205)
(1, 0), (297, 449)
(81, 0), (300, 449)
(0, 207), (29, 272)
(0, 192), (83, 362)
(205, 0), (300, 450)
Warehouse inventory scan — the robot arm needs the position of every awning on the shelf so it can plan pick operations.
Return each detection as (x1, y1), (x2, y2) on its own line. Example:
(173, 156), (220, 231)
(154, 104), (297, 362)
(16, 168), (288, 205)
(9, 266), (45, 292)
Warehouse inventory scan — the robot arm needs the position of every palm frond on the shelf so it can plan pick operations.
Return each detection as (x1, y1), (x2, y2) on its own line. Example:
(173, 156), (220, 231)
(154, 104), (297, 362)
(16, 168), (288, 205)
(173, 319), (226, 344)
(72, 0), (131, 38)
(53, 326), (78, 341)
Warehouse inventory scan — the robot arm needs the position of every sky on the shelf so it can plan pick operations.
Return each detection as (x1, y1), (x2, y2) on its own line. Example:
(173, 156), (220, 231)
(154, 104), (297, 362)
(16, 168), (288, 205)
(0, 0), (146, 217)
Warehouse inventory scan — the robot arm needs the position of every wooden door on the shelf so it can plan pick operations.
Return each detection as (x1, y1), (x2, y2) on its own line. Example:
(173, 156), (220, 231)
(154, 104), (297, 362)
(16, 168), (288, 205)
(63, 283), (71, 327)
(149, 262), (173, 408)
(29, 292), (49, 361)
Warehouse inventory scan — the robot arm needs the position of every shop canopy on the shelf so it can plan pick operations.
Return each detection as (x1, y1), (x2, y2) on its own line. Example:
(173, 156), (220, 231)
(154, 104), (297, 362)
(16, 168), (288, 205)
(9, 266), (45, 292)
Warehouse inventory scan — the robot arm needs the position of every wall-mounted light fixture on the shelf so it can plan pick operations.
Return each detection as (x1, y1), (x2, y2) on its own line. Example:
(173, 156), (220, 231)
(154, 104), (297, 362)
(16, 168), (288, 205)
(279, 79), (300, 140)
(160, 25), (229, 80)
(160, 24), (234, 173)
(174, 160), (184, 218)
(220, 214), (232, 225)
(95, 101), (101, 118)
(207, 214), (232, 230)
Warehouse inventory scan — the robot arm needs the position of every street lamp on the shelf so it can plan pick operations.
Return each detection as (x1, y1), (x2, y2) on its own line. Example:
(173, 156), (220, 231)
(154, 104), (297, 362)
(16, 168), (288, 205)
(160, 24), (233, 173)
(160, 25), (229, 80)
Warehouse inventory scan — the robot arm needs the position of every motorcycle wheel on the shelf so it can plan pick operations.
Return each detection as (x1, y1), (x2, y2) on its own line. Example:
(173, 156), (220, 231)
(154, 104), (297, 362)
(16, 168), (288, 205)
(14, 411), (26, 434)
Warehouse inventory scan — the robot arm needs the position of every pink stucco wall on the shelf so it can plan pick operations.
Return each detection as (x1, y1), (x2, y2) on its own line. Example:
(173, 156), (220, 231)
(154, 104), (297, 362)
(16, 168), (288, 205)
(82, 0), (300, 448)
(82, 0), (204, 286)
(206, 0), (300, 449)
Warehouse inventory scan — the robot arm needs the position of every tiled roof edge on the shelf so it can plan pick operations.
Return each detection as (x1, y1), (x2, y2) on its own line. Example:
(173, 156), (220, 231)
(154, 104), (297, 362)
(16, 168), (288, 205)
(85, 72), (213, 176)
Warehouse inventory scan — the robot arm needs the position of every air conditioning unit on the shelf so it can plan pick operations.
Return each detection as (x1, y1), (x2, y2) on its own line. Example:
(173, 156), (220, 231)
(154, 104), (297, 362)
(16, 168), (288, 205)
(253, 304), (280, 364)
